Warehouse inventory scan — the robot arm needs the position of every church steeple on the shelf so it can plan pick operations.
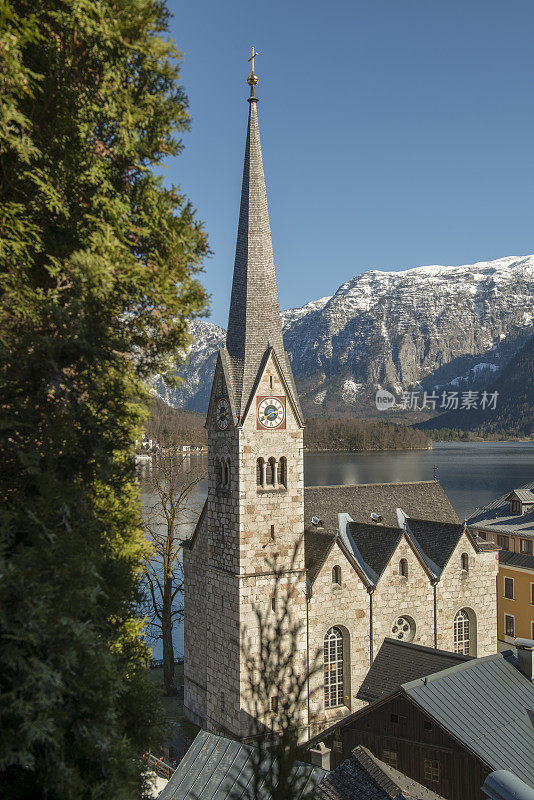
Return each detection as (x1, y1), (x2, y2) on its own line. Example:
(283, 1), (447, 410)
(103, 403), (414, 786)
(225, 50), (302, 424)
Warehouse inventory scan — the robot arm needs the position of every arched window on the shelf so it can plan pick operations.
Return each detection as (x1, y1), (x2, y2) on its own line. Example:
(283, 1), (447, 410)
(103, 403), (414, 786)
(454, 609), (470, 655)
(399, 559), (408, 578)
(278, 457), (287, 488)
(266, 457), (276, 486)
(332, 565), (341, 586)
(225, 459), (231, 487)
(256, 458), (264, 487)
(215, 458), (222, 486)
(324, 627), (344, 708)
(461, 553), (469, 572)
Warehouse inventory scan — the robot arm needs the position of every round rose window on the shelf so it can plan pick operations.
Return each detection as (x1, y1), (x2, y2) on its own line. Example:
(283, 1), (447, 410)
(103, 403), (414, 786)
(391, 615), (415, 642)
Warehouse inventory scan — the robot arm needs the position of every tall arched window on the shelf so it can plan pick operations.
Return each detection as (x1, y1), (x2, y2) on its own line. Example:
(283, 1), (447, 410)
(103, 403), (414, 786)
(256, 457), (264, 487)
(266, 457), (276, 486)
(278, 457), (287, 488)
(224, 459), (231, 487)
(399, 559), (408, 578)
(324, 627), (344, 708)
(332, 565), (341, 586)
(215, 458), (222, 486)
(454, 609), (470, 655)
(461, 553), (469, 572)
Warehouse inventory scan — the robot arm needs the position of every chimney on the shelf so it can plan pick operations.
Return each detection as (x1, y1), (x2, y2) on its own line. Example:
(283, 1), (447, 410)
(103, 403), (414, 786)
(515, 638), (534, 682)
(309, 741), (331, 771)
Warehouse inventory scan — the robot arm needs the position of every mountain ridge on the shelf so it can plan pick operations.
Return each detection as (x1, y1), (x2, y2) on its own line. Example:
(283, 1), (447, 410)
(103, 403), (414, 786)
(152, 254), (534, 419)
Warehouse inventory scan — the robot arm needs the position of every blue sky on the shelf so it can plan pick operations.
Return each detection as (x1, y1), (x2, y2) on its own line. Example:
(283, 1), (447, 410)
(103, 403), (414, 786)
(165, 0), (534, 328)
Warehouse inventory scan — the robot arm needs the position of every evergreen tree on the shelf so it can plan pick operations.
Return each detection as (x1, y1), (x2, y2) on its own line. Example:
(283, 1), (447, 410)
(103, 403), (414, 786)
(0, 1), (208, 798)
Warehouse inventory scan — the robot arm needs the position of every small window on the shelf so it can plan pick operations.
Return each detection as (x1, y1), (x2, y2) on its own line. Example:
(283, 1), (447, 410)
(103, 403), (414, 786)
(223, 460), (229, 486)
(265, 457), (275, 486)
(221, 692), (225, 712)
(531, 621), (534, 640)
(497, 534), (509, 550)
(278, 456), (287, 488)
(215, 459), (223, 486)
(399, 559), (408, 578)
(271, 596), (276, 612)
(424, 720), (432, 731)
(531, 583), (534, 605)
(390, 713), (399, 723)
(504, 577), (514, 600)
(382, 750), (398, 768)
(477, 531), (487, 540)
(256, 457), (264, 487)
(269, 375), (274, 390)
(521, 539), (533, 555)
(270, 695), (278, 712)
(461, 553), (469, 572)
(424, 760), (440, 782)
(505, 614), (515, 637)
(270, 524), (275, 541)
(332, 565), (341, 586)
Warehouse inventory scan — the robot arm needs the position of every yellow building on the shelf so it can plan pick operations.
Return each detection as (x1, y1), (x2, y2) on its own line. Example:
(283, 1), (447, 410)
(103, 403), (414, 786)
(468, 484), (534, 644)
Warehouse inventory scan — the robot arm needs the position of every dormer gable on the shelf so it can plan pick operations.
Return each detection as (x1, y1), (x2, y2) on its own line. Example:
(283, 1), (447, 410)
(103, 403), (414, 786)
(506, 489), (534, 516)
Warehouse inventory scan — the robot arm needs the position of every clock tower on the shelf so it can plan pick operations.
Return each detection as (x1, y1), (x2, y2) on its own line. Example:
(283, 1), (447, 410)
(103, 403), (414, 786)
(183, 52), (307, 740)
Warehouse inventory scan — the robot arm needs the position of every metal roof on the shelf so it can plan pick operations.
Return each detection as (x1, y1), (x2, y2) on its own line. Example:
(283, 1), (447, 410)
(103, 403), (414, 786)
(468, 481), (534, 538)
(402, 653), (534, 789)
(158, 730), (326, 800)
(509, 489), (534, 504)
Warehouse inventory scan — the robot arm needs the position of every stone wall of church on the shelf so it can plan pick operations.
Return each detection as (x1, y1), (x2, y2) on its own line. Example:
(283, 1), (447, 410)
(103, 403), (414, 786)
(183, 515), (208, 728)
(371, 537), (435, 658)
(307, 543), (371, 733)
(436, 534), (498, 656)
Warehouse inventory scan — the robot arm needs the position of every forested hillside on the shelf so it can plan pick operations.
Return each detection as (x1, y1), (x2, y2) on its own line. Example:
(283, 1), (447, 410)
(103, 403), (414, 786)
(145, 397), (431, 451)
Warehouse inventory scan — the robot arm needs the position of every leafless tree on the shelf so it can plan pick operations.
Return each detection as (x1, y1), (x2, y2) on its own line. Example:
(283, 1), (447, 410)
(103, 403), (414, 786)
(237, 545), (323, 800)
(142, 449), (206, 695)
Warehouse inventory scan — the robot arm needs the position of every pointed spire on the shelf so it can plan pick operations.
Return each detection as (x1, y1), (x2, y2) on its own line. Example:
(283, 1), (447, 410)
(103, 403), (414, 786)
(225, 50), (302, 423)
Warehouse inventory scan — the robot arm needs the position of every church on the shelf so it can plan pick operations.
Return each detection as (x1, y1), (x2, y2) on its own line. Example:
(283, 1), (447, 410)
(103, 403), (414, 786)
(183, 56), (499, 742)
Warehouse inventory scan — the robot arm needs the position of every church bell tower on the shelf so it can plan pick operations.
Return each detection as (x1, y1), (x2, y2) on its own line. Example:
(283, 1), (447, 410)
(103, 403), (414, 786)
(183, 50), (307, 740)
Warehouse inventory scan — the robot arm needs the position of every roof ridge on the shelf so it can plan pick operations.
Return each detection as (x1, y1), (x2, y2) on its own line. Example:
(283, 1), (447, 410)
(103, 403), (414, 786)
(305, 480), (439, 490)
(383, 637), (473, 660)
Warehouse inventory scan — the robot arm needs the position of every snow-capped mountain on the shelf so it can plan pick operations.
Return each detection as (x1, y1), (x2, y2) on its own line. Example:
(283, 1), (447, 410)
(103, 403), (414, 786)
(153, 255), (534, 416)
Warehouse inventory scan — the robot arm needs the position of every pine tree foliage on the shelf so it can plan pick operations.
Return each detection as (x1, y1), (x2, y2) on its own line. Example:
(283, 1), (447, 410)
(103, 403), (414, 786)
(0, 1), (208, 797)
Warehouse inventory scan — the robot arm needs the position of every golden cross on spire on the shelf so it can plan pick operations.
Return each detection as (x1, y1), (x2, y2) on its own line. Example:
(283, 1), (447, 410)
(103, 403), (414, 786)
(247, 46), (259, 96)
(248, 46), (258, 75)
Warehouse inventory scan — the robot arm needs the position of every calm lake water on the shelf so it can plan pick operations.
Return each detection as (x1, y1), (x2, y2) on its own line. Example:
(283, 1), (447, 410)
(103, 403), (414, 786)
(139, 441), (534, 658)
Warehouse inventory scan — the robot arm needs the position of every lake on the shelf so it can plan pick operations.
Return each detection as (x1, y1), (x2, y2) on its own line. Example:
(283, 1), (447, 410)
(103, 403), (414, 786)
(139, 441), (534, 658)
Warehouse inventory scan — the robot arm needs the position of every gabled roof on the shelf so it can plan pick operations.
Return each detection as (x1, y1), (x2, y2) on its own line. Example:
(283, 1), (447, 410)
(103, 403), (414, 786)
(356, 638), (472, 703)
(315, 745), (445, 800)
(468, 480), (534, 538)
(507, 489), (534, 503)
(159, 730), (325, 800)
(402, 653), (534, 789)
(307, 652), (534, 791)
(304, 481), (459, 535)
(345, 522), (403, 581)
(404, 518), (478, 574)
(305, 528), (337, 584)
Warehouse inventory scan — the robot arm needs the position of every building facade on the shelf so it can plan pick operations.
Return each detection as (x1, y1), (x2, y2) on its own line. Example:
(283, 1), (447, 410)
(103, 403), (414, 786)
(468, 482), (534, 644)
(183, 63), (499, 742)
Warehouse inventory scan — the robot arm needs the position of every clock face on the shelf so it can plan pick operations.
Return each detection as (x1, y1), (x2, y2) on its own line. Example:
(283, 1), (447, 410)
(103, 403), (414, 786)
(257, 396), (285, 429)
(215, 398), (230, 430)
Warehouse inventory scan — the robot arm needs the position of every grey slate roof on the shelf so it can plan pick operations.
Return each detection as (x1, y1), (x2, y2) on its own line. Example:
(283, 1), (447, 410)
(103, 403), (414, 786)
(158, 730), (326, 800)
(304, 481), (459, 534)
(315, 746), (445, 800)
(345, 523), (403, 581)
(499, 549), (534, 570)
(402, 653), (534, 789)
(405, 518), (474, 573)
(224, 95), (302, 424)
(468, 480), (534, 539)
(356, 638), (472, 703)
(305, 528), (336, 583)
